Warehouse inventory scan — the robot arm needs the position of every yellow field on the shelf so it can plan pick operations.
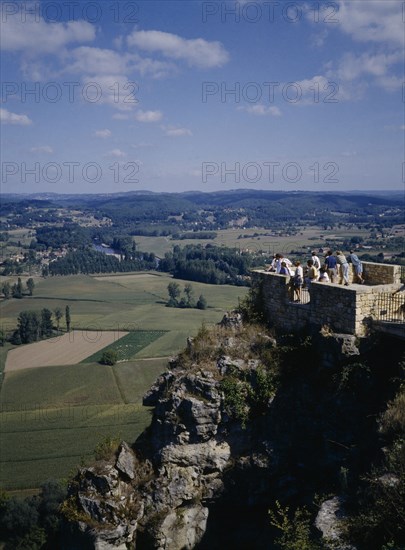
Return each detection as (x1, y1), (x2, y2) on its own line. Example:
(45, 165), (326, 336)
(5, 330), (128, 371)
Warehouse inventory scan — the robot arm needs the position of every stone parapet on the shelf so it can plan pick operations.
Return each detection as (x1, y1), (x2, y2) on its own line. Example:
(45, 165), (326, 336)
(252, 268), (403, 337)
(361, 261), (401, 285)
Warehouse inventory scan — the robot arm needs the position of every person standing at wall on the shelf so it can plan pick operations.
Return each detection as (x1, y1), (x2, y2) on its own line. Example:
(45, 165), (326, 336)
(348, 250), (365, 284)
(291, 260), (303, 302)
(305, 259), (319, 288)
(324, 250), (337, 283)
(336, 250), (350, 286)
(311, 251), (321, 270)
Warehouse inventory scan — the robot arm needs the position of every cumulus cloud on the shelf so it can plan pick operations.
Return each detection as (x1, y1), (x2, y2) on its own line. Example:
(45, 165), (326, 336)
(242, 105), (282, 116)
(336, 1), (404, 47)
(82, 74), (139, 111)
(0, 108), (32, 125)
(134, 110), (163, 123)
(164, 127), (192, 137)
(127, 30), (229, 68)
(67, 46), (129, 75)
(30, 145), (53, 153)
(334, 52), (403, 81)
(107, 149), (126, 158)
(0, 14), (95, 54)
(323, 51), (403, 94)
(94, 129), (112, 138)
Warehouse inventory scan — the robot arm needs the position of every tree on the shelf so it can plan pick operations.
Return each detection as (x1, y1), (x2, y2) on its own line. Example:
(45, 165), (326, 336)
(26, 278), (35, 296)
(41, 309), (53, 338)
(167, 282), (181, 306)
(12, 277), (23, 299)
(54, 308), (63, 331)
(65, 306), (71, 332)
(100, 349), (118, 365)
(184, 283), (195, 307)
(2, 282), (11, 299)
(16, 311), (41, 343)
(196, 294), (208, 310)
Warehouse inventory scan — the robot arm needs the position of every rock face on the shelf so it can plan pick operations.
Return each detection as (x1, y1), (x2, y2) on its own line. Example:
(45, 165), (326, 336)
(315, 497), (357, 550)
(64, 316), (270, 549)
(63, 317), (397, 550)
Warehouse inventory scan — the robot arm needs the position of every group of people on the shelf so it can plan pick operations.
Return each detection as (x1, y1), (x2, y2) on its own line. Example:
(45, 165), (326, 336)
(266, 250), (365, 303)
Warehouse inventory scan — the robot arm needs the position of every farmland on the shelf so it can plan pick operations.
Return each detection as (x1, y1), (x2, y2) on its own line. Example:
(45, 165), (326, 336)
(0, 271), (246, 490)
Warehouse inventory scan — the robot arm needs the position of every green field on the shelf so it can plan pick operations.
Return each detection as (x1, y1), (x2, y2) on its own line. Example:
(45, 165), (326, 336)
(0, 271), (247, 356)
(132, 226), (372, 258)
(82, 330), (168, 363)
(0, 359), (166, 490)
(0, 272), (246, 490)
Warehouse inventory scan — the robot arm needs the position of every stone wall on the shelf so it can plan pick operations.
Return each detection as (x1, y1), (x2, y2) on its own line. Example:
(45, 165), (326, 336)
(361, 261), (402, 285)
(252, 269), (403, 337)
(328, 261), (400, 285)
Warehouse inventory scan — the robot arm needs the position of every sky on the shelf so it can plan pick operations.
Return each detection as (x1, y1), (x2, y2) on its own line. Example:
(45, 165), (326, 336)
(1, 0), (404, 194)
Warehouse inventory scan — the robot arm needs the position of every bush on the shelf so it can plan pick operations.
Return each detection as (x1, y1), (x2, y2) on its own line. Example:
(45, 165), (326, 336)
(99, 349), (118, 365)
(196, 294), (208, 310)
(268, 501), (322, 550)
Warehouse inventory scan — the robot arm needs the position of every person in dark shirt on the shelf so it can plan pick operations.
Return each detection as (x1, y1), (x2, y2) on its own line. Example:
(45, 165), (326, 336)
(324, 250), (337, 283)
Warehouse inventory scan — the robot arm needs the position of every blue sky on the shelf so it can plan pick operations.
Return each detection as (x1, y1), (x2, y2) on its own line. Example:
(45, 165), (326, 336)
(1, 0), (404, 194)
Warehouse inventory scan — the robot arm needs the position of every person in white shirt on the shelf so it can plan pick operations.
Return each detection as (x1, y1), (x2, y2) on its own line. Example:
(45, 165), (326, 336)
(266, 255), (277, 272)
(311, 251), (321, 270)
(275, 254), (293, 274)
(318, 266), (330, 282)
(291, 260), (304, 302)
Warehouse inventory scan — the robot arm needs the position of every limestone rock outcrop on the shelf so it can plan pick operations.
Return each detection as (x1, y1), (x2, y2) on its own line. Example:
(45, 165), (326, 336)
(63, 318), (270, 549)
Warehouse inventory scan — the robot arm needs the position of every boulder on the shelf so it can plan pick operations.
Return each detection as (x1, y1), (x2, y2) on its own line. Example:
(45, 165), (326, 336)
(315, 497), (356, 549)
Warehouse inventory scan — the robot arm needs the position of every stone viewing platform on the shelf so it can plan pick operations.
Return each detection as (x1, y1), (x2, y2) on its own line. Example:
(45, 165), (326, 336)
(251, 262), (404, 337)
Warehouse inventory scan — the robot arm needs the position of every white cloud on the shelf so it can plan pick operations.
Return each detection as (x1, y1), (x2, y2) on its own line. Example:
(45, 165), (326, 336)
(164, 127), (193, 137)
(112, 113), (130, 120)
(336, 1), (404, 47)
(30, 145), (53, 153)
(242, 105), (282, 116)
(127, 30), (229, 68)
(0, 14), (95, 54)
(375, 75), (403, 92)
(134, 56), (178, 79)
(310, 29), (328, 48)
(134, 110), (163, 123)
(94, 129), (112, 138)
(334, 52), (403, 82)
(0, 108), (32, 125)
(132, 142), (154, 149)
(400, 125), (405, 131)
(66, 46), (129, 75)
(107, 149), (126, 158)
(82, 74), (139, 111)
(324, 51), (403, 95)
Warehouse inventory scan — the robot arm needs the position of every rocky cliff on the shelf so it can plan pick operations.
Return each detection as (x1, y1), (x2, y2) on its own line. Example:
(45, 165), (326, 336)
(62, 313), (405, 550)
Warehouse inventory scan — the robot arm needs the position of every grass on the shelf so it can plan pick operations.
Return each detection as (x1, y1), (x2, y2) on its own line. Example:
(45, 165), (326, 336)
(0, 358), (167, 490)
(0, 271), (246, 490)
(0, 404), (150, 490)
(82, 330), (168, 364)
(132, 226), (372, 258)
(0, 272), (247, 356)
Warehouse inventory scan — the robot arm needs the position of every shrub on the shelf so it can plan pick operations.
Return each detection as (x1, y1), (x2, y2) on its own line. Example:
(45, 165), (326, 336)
(99, 349), (118, 365)
(268, 501), (322, 550)
(196, 294), (207, 310)
(94, 435), (121, 461)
